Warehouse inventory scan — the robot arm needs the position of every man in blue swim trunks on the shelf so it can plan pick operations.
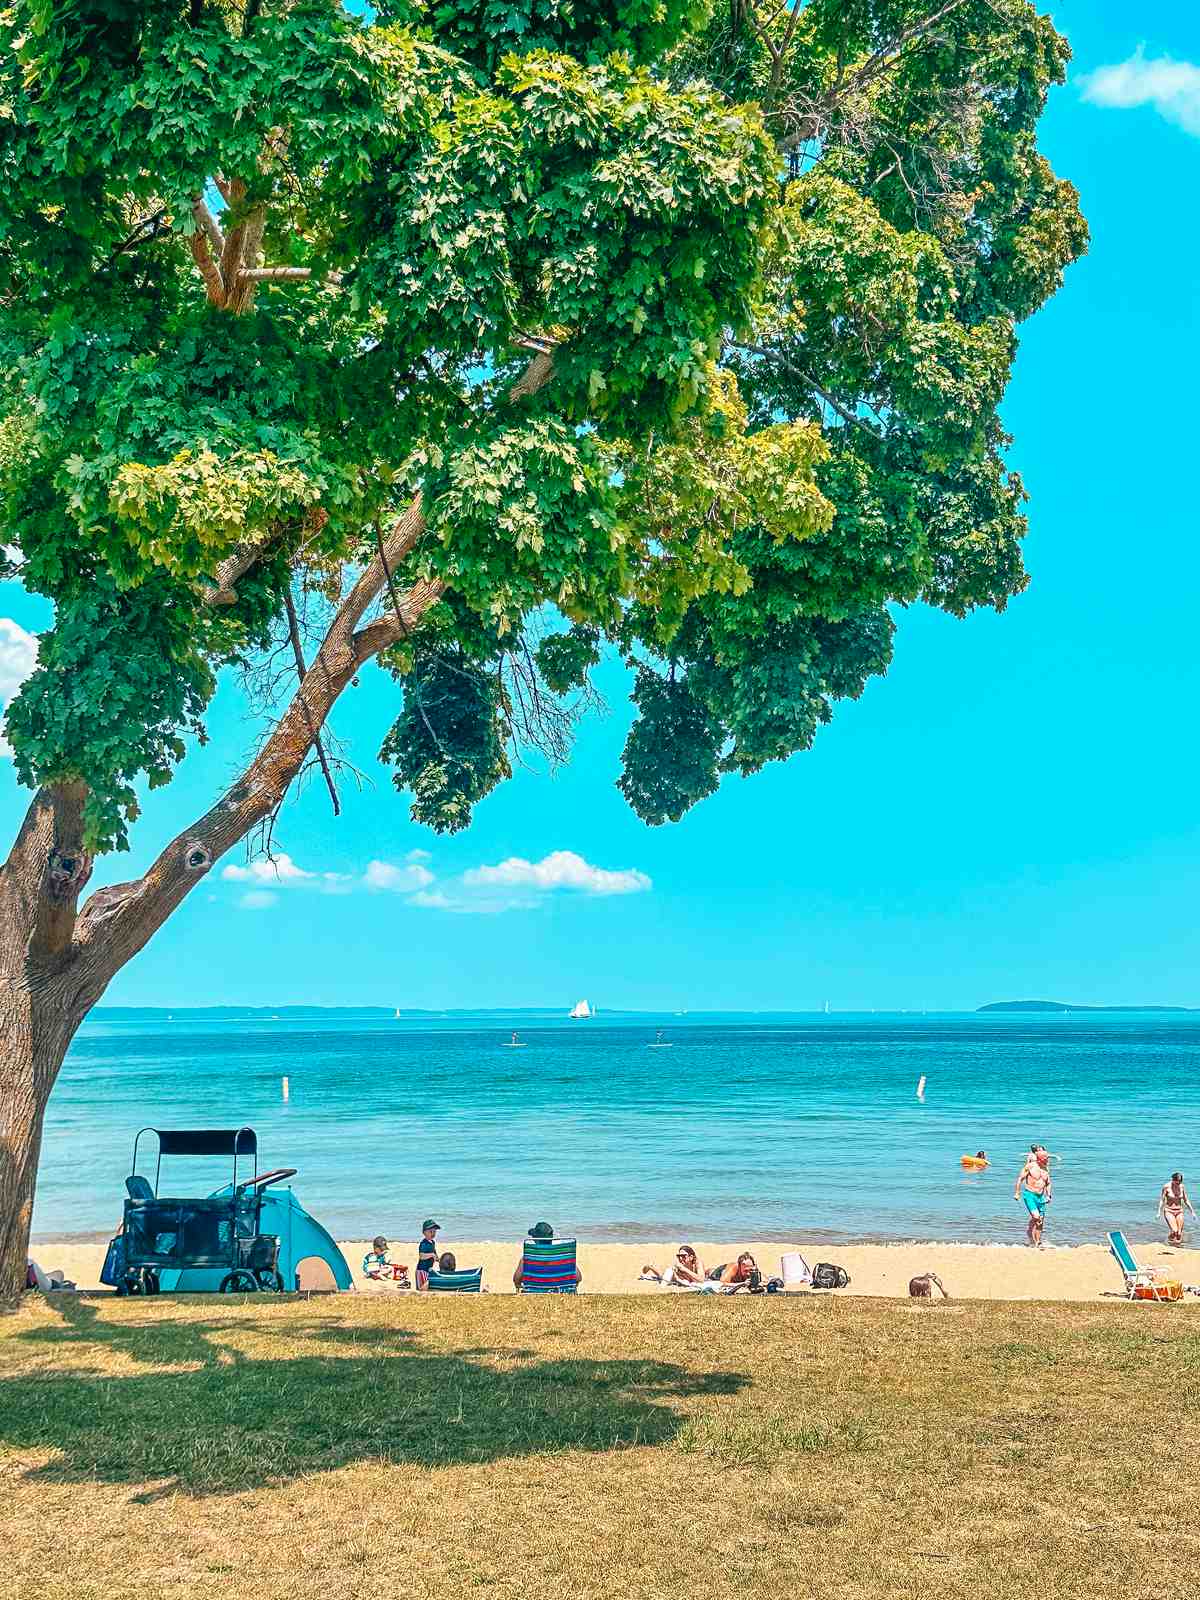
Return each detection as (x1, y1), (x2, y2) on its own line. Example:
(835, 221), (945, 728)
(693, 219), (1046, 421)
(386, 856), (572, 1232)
(1014, 1145), (1052, 1247)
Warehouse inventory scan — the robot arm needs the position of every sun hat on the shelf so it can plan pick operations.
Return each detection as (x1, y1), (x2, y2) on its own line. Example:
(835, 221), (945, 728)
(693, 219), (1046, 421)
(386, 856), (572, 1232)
(422, 1218), (440, 1232)
(373, 1235), (388, 1251)
(529, 1221), (554, 1239)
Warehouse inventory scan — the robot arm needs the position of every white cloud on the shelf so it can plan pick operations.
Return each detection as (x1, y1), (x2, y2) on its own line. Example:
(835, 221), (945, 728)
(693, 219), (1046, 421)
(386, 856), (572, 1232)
(219, 847), (649, 916)
(221, 852), (352, 894)
(408, 886), (539, 915)
(1079, 48), (1200, 136)
(463, 849), (651, 897)
(238, 890), (278, 911)
(364, 859), (436, 893)
(0, 616), (38, 759)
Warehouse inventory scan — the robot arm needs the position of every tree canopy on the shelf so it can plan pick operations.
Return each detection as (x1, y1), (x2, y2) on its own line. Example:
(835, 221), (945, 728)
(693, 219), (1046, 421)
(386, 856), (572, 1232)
(0, 0), (1086, 854)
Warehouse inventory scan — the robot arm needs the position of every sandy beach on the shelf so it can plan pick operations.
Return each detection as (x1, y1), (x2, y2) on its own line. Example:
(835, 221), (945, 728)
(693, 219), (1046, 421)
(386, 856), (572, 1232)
(26, 1234), (1200, 1302)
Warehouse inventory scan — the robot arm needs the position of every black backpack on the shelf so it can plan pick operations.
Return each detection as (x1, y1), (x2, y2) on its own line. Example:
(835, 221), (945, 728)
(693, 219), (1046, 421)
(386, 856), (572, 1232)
(811, 1262), (850, 1290)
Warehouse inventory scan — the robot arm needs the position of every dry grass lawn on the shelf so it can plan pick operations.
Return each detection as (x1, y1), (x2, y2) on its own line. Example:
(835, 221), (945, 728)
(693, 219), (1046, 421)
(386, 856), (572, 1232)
(0, 1291), (1196, 1599)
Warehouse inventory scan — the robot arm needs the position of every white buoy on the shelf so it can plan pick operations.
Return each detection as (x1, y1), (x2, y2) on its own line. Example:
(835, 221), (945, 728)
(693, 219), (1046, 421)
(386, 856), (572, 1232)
(282, 1076), (289, 1101)
(916, 1075), (926, 1100)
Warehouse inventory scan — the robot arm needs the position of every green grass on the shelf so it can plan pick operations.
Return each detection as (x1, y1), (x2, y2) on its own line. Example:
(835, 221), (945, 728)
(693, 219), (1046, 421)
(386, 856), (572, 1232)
(0, 1292), (1197, 1599)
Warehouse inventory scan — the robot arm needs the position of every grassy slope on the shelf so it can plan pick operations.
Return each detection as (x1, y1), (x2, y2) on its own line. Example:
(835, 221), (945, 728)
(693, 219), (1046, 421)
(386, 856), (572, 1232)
(0, 1293), (1196, 1599)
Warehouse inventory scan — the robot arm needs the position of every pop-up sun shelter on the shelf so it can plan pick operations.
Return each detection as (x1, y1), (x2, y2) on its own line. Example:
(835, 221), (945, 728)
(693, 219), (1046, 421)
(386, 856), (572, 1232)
(156, 1183), (352, 1293)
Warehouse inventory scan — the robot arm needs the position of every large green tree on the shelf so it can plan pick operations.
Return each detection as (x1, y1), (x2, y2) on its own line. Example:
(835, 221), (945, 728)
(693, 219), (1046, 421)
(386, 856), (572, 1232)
(0, 0), (1083, 1293)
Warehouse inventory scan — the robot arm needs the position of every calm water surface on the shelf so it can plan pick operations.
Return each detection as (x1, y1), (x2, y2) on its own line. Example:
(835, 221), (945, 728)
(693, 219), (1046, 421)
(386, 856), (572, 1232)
(32, 1012), (1200, 1246)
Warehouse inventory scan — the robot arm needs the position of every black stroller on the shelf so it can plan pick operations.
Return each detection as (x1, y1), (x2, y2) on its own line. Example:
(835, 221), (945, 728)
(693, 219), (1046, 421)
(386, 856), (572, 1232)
(117, 1126), (295, 1294)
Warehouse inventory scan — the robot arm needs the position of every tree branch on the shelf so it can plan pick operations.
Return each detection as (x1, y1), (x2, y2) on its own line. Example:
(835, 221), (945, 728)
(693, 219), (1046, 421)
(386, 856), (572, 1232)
(73, 564), (442, 980)
(730, 341), (875, 433)
(831, 0), (967, 108)
(192, 195), (226, 260)
(238, 266), (313, 282)
(188, 231), (225, 304)
(284, 588), (340, 817)
(201, 531), (279, 605)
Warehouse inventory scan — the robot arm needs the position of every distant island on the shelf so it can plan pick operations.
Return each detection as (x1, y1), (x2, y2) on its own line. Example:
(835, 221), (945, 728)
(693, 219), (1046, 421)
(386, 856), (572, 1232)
(978, 1000), (1195, 1014)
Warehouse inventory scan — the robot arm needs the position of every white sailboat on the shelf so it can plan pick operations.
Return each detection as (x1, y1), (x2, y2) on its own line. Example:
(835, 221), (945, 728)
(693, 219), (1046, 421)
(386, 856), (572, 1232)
(568, 998), (592, 1019)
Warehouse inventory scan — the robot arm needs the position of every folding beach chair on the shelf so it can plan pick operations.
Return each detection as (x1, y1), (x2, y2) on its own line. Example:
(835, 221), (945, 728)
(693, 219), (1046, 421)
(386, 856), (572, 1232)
(519, 1237), (578, 1293)
(426, 1267), (483, 1293)
(1107, 1230), (1167, 1300)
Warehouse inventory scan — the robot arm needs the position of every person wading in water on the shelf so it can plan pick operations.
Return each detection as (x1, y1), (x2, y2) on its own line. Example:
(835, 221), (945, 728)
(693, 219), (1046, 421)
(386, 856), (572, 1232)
(1014, 1145), (1053, 1248)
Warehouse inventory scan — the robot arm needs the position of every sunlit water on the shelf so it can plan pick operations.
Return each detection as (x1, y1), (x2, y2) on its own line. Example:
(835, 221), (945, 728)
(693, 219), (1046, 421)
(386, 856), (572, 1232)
(31, 1011), (1200, 1246)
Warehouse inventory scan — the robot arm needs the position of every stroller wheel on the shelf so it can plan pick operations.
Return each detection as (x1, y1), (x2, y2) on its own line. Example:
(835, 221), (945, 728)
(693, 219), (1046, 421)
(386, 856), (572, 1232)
(219, 1269), (259, 1294)
(142, 1269), (161, 1296)
(255, 1268), (285, 1293)
(117, 1272), (140, 1297)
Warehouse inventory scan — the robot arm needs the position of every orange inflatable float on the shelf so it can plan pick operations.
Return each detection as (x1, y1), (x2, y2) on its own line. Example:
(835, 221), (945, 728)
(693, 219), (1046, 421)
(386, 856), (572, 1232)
(960, 1154), (989, 1170)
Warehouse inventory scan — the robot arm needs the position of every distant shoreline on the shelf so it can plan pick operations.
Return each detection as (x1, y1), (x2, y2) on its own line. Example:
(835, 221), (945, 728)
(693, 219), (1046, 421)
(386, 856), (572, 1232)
(978, 1000), (1196, 1013)
(87, 1003), (1200, 1020)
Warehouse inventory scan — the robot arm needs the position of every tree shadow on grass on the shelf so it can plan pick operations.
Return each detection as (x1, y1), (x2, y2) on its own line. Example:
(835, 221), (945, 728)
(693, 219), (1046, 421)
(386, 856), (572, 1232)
(0, 1298), (749, 1495)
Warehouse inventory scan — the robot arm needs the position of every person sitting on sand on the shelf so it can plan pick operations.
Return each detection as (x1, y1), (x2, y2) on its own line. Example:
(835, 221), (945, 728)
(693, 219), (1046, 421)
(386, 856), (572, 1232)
(362, 1236), (409, 1284)
(663, 1245), (706, 1286)
(1158, 1172), (1196, 1245)
(1015, 1145), (1052, 1248)
(512, 1221), (583, 1290)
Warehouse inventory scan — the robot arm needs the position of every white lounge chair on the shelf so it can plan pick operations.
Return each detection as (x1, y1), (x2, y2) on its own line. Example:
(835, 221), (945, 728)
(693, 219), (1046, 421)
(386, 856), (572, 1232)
(1107, 1230), (1167, 1300)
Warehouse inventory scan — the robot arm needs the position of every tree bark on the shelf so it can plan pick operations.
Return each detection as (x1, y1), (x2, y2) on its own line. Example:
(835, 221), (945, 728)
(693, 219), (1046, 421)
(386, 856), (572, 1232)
(0, 784), (94, 1300)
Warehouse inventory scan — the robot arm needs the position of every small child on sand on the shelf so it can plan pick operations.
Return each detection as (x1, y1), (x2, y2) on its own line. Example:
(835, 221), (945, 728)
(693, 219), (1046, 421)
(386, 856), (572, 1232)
(362, 1236), (410, 1285)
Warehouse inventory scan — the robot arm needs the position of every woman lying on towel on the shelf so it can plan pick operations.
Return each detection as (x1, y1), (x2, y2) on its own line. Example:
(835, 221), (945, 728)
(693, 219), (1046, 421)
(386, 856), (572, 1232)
(708, 1252), (760, 1290)
(664, 1244), (707, 1286)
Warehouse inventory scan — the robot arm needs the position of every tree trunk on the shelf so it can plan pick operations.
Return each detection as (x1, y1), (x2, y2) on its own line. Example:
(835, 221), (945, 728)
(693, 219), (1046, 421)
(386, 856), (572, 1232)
(0, 978), (83, 1299)
(0, 782), (95, 1298)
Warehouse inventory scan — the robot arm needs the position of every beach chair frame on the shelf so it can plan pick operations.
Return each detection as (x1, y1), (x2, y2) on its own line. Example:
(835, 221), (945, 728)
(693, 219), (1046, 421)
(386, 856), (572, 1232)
(1106, 1229), (1167, 1301)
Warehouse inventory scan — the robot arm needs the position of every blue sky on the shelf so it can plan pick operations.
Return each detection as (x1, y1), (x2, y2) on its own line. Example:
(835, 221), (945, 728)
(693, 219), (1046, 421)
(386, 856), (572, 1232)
(3, 1), (1200, 1011)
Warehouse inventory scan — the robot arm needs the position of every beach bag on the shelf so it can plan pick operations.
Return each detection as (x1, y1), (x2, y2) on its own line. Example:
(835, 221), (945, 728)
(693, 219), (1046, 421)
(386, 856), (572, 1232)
(811, 1262), (850, 1290)
(100, 1234), (126, 1288)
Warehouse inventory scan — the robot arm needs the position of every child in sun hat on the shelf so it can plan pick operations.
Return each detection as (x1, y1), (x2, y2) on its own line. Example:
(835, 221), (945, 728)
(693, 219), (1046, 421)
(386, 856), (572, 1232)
(416, 1218), (441, 1290)
(362, 1236), (409, 1285)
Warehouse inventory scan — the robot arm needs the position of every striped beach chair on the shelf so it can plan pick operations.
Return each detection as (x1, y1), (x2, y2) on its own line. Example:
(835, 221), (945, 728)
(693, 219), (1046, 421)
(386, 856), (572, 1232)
(519, 1236), (578, 1293)
(426, 1267), (483, 1293)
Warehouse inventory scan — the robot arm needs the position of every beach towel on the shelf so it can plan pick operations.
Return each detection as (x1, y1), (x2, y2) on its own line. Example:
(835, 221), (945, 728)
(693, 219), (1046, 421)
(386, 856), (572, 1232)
(520, 1236), (578, 1293)
(426, 1268), (483, 1293)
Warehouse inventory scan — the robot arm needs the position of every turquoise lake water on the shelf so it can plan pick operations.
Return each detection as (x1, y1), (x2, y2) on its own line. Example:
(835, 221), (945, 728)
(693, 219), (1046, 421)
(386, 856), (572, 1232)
(32, 1011), (1200, 1246)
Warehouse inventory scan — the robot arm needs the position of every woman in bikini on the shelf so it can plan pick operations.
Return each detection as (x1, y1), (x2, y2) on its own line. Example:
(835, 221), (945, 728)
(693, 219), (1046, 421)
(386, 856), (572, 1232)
(1157, 1172), (1196, 1245)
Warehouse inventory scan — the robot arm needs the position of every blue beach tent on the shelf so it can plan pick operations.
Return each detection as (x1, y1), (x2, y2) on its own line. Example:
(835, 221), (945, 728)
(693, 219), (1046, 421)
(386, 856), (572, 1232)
(157, 1183), (353, 1293)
